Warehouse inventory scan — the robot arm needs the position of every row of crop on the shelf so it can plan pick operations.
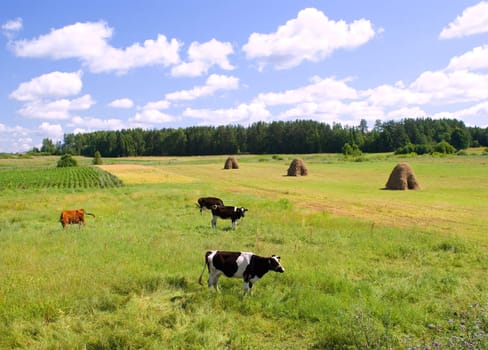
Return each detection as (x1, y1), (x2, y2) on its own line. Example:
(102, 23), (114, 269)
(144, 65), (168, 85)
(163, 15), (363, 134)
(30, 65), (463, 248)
(0, 167), (123, 190)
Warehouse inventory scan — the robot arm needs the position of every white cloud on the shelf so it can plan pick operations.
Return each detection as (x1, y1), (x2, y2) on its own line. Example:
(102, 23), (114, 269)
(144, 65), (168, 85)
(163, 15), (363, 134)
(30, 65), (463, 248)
(440, 1), (488, 39)
(131, 99), (174, 126)
(387, 106), (428, 119)
(71, 116), (126, 130)
(446, 45), (488, 71)
(450, 101), (488, 126)
(171, 39), (234, 77)
(2, 18), (22, 41)
(18, 94), (95, 119)
(365, 83), (429, 107)
(411, 70), (488, 104)
(38, 122), (63, 141)
(142, 100), (171, 110)
(10, 71), (83, 101)
(248, 46), (488, 124)
(0, 124), (32, 153)
(255, 76), (358, 105)
(364, 69), (488, 109)
(243, 7), (376, 70)
(183, 102), (271, 125)
(12, 21), (182, 74)
(277, 98), (384, 124)
(130, 109), (175, 125)
(2, 18), (22, 33)
(13, 22), (112, 59)
(108, 98), (134, 108)
(166, 74), (239, 101)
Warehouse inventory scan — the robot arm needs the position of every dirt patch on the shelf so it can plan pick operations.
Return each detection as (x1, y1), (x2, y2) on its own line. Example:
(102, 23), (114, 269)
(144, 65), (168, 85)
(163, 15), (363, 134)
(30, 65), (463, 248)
(98, 164), (193, 184)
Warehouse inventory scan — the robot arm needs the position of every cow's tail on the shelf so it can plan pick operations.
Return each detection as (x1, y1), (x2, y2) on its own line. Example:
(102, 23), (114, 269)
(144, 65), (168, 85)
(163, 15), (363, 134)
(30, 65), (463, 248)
(86, 212), (96, 217)
(198, 254), (209, 285)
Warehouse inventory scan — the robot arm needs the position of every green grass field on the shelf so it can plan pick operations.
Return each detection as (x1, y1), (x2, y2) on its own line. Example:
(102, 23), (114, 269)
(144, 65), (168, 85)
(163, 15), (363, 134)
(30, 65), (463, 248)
(1, 153), (487, 349)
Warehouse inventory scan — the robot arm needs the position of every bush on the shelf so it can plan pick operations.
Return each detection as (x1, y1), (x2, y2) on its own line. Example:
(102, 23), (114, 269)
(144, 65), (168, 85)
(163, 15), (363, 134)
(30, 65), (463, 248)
(57, 154), (78, 167)
(395, 143), (416, 155)
(395, 143), (433, 155)
(93, 151), (103, 165)
(434, 141), (456, 154)
(343, 143), (362, 157)
(414, 143), (433, 155)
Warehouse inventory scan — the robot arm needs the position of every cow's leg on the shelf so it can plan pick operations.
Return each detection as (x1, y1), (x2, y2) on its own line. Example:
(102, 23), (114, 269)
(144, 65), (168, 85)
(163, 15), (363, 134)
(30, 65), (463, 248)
(243, 280), (252, 295)
(211, 216), (217, 229)
(243, 276), (258, 295)
(208, 272), (221, 291)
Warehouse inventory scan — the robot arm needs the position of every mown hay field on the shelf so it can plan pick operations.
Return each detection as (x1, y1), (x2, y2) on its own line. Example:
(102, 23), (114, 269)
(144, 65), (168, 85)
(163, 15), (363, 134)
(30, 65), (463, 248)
(0, 153), (487, 349)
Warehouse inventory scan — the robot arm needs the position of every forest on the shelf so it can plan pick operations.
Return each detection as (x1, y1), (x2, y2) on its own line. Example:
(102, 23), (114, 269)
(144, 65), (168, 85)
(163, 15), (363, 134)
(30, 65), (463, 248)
(37, 118), (488, 157)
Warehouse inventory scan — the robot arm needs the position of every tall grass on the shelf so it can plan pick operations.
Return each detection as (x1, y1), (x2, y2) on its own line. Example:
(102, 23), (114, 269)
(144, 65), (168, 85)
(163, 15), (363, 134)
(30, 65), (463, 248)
(0, 154), (487, 349)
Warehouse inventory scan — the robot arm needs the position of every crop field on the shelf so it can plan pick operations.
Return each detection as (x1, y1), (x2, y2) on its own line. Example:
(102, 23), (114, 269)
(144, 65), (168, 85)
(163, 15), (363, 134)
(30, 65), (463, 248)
(1, 153), (487, 349)
(0, 165), (123, 190)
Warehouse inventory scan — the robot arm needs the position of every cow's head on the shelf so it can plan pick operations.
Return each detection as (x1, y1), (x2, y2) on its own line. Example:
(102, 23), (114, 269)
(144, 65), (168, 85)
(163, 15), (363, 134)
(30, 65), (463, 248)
(238, 207), (248, 217)
(269, 255), (285, 273)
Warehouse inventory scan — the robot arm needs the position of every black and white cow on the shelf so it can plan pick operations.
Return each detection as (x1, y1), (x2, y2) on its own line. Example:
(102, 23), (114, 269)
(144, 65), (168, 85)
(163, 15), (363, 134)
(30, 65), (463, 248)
(197, 197), (224, 215)
(198, 250), (285, 294)
(210, 205), (248, 229)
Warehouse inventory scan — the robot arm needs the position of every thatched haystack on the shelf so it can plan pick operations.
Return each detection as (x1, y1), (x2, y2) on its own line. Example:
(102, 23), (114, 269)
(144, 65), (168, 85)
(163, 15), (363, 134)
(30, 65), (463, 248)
(385, 162), (420, 190)
(224, 156), (239, 169)
(287, 158), (308, 176)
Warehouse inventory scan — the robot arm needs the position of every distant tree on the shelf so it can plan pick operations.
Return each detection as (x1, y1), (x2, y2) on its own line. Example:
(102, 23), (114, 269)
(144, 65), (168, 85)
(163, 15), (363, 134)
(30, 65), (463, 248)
(359, 119), (368, 134)
(41, 138), (56, 154)
(53, 117), (481, 156)
(450, 127), (470, 150)
(93, 150), (102, 165)
(57, 154), (77, 167)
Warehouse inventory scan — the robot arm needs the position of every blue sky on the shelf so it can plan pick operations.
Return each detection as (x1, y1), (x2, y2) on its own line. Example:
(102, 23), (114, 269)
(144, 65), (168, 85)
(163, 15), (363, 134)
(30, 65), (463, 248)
(1, 0), (487, 153)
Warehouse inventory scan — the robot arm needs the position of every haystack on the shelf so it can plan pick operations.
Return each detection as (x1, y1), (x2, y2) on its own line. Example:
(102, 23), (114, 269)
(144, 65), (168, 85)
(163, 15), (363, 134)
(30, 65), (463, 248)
(224, 156), (239, 169)
(385, 162), (420, 190)
(287, 158), (308, 176)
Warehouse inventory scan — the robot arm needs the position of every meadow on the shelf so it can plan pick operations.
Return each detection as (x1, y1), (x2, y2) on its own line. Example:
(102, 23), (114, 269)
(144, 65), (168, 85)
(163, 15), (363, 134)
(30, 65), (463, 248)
(0, 152), (487, 349)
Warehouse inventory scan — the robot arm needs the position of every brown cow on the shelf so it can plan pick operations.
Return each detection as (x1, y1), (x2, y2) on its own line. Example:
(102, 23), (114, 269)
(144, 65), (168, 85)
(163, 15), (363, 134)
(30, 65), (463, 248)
(59, 209), (95, 228)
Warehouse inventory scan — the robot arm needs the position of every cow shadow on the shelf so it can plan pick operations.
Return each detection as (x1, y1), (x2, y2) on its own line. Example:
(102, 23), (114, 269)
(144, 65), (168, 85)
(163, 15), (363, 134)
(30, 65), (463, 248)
(195, 224), (236, 233)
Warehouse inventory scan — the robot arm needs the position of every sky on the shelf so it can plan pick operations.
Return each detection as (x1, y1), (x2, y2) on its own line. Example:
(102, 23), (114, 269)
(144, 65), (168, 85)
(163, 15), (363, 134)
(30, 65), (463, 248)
(1, 0), (488, 153)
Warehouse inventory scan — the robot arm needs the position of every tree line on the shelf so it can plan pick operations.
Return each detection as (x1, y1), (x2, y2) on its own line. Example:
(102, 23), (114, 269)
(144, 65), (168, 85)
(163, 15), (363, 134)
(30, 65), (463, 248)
(37, 118), (488, 157)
